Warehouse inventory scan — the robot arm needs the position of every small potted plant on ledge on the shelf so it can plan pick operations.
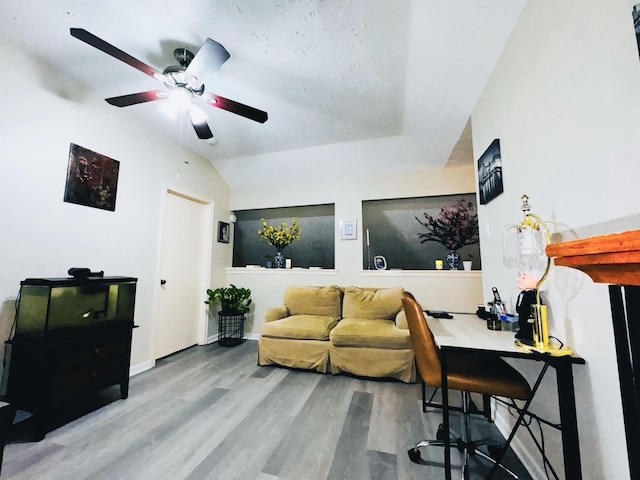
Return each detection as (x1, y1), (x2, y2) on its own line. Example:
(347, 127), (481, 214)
(205, 284), (252, 347)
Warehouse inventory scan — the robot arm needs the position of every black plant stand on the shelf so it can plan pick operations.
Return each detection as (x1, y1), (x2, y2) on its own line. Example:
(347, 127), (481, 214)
(218, 312), (245, 347)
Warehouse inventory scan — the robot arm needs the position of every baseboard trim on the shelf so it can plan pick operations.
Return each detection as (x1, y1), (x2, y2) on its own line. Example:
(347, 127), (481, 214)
(208, 333), (259, 343)
(130, 360), (154, 377)
(131, 334), (259, 377)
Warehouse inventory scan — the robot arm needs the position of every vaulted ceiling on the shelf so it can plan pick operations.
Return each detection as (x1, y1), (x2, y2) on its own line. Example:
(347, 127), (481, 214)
(2, 0), (526, 188)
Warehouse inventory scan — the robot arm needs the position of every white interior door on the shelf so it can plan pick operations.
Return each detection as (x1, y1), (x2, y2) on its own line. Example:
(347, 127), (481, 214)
(155, 189), (211, 360)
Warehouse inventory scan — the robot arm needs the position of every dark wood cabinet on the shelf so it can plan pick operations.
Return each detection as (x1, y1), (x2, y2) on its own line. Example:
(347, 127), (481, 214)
(5, 276), (137, 439)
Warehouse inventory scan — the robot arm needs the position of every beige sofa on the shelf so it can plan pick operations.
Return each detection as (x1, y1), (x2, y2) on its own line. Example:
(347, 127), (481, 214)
(257, 285), (416, 383)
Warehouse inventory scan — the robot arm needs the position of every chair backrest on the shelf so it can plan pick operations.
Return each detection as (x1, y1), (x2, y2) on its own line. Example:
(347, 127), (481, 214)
(402, 291), (443, 387)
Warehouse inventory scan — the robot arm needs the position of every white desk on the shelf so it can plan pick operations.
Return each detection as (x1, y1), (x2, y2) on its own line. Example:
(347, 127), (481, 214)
(425, 313), (585, 480)
(426, 313), (525, 354)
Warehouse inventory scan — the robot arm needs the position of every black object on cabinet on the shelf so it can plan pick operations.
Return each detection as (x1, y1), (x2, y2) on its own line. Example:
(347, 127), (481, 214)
(5, 275), (137, 439)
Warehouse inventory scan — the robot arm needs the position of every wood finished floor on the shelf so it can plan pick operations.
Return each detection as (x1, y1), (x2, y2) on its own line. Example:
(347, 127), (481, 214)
(2, 340), (533, 480)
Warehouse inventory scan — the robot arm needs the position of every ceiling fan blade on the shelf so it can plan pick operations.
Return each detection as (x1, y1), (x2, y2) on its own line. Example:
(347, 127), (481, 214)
(184, 38), (230, 79)
(203, 94), (268, 123)
(189, 104), (213, 139)
(70, 28), (165, 82)
(105, 91), (167, 107)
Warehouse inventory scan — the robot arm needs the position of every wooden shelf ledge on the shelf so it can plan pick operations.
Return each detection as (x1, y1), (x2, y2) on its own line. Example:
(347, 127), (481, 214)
(546, 230), (640, 286)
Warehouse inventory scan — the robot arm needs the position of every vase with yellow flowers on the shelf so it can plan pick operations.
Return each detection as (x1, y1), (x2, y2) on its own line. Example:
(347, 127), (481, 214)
(258, 218), (302, 268)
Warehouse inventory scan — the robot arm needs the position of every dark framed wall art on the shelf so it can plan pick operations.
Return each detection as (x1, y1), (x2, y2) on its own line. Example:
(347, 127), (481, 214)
(477, 138), (504, 205)
(218, 221), (230, 243)
(64, 143), (120, 211)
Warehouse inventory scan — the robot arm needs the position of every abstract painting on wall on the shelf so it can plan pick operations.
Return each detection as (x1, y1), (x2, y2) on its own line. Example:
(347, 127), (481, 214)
(64, 143), (120, 212)
(477, 138), (503, 205)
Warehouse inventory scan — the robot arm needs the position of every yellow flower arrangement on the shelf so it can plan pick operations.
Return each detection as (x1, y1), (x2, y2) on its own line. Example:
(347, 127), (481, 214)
(258, 218), (301, 251)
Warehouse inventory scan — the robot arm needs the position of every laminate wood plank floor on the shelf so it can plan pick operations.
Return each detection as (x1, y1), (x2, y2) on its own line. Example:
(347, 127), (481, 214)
(1, 341), (533, 480)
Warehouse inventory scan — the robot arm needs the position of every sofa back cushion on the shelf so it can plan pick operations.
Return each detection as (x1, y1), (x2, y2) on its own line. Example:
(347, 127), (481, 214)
(342, 286), (404, 320)
(284, 285), (342, 320)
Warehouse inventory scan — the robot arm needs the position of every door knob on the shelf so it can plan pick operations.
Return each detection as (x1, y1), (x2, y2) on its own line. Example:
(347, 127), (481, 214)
(160, 279), (167, 285)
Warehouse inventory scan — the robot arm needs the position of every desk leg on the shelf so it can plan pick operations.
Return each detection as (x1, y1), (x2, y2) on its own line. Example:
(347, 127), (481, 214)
(441, 350), (451, 480)
(555, 359), (582, 479)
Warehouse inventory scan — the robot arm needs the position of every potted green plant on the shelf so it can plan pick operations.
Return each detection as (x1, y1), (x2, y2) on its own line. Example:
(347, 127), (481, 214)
(205, 284), (252, 347)
(205, 284), (252, 314)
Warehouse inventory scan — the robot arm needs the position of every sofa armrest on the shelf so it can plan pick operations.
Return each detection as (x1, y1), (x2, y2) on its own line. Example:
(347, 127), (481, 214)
(395, 310), (409, 330)
(265, 305), (290, 323)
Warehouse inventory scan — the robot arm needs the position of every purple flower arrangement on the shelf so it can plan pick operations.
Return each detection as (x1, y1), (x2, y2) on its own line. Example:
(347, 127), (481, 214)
(416, 200), (480, 251)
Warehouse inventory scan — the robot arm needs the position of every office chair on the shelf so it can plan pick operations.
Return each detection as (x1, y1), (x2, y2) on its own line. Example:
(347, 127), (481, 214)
(402, 292), (532, 479)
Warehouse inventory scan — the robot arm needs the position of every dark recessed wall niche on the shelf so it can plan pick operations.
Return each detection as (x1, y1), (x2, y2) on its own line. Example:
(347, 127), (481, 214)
(362, 193), (481, 270)
(232, 204), (335, 269)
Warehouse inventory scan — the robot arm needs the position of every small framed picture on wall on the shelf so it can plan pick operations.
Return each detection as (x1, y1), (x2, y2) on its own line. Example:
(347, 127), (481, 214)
(340, 219), (357, 240)
(217, 221), (230, 243)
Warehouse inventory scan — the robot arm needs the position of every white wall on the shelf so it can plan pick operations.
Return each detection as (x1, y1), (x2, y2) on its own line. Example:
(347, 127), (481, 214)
(0, 36), (232, 381)
(472, 0), (640, 478)
(227, 151), (484, 333)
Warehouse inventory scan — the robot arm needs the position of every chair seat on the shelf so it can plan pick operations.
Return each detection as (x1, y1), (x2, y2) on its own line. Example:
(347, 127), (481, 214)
(445, 351), (531, 400)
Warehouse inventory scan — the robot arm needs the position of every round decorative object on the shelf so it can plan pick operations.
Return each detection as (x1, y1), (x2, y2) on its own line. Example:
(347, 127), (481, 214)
(373, 255), (387, 270)
(446, 251), (461, 270)
(274, 250), (286, 268)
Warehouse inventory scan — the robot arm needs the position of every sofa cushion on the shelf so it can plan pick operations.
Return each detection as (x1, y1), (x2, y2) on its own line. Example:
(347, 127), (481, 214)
(261, 314), (339, 341)
(330, 318), (411, 349)
(284, 285), (342, 320)
(342, 286), (404, 320)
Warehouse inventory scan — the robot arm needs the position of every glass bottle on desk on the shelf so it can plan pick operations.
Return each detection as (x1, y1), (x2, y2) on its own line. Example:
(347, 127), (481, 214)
(487, 287), (504, 330)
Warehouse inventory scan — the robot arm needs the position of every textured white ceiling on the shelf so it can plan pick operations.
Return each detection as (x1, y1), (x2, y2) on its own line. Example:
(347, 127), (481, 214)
(1, 0), (526, 187)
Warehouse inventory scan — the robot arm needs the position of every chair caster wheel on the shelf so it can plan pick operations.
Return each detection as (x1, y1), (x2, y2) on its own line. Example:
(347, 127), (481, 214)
(408, 448), (422, 463)
(436, 423), (446, 441)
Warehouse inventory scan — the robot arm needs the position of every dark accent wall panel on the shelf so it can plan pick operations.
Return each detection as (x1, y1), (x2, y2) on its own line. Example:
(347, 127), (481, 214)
(233, 204), (335, 269)
(362, 193), (481, 270)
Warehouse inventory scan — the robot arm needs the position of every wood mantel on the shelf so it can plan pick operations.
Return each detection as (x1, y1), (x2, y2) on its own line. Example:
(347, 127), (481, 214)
(546, 230), (640, 286)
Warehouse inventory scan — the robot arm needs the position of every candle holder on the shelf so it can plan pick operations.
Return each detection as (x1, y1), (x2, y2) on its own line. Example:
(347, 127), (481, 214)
(366, 228), (372, 270)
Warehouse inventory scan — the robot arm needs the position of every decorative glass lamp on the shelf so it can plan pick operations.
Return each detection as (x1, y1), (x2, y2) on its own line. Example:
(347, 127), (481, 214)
(503, 195), (572, 356)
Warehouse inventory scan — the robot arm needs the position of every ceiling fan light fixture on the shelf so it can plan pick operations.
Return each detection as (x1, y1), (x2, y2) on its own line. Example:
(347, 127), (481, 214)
(69, 28), (268, 140)
(164, 87), (192, 114)
(189, 103), (208, 124)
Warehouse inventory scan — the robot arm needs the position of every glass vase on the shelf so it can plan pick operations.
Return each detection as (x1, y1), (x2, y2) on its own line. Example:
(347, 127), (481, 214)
(274, 250), (286, 268)
(446, 251), (461, 270)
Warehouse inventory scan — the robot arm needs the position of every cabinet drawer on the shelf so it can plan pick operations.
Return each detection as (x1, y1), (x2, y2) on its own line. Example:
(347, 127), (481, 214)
(52, 337), (129, 373)
(51, 359), (125, 403)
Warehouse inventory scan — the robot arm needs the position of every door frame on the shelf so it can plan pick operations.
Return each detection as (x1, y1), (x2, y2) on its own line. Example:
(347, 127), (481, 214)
(151, 184), (214, 362)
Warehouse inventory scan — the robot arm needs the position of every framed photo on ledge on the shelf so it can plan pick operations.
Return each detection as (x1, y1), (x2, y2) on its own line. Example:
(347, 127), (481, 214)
(340, 219), (357, 240)
(217, 221), (230, 243)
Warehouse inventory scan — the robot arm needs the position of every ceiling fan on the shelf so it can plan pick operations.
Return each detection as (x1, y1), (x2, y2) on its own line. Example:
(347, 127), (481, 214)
(69, 28), (268, 140)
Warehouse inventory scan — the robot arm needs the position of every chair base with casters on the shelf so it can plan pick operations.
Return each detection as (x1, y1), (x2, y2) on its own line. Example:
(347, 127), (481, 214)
(408, 390), (519, 479)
